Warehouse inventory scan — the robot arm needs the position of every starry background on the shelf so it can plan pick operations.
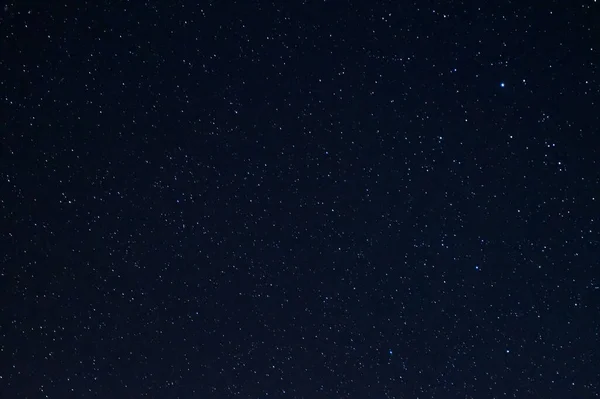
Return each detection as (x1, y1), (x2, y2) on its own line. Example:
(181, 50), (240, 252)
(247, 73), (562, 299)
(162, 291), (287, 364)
(1, 1), (599, 398)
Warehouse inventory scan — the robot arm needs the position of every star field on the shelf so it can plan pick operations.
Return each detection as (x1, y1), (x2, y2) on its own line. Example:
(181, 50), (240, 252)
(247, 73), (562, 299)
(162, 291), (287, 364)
(1, 1), (599, 398)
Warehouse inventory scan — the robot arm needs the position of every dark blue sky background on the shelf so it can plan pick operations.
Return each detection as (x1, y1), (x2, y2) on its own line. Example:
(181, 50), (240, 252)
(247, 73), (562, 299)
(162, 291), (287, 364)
(1, 1), (599, 397)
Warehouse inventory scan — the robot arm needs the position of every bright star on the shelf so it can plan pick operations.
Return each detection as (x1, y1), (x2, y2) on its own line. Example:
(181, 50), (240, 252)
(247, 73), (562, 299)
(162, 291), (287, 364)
(500, 82), (505, 88)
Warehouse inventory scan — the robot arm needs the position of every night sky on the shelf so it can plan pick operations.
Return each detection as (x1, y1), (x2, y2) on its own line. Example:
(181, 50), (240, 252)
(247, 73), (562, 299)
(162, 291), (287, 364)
(1, 1), (599, 398)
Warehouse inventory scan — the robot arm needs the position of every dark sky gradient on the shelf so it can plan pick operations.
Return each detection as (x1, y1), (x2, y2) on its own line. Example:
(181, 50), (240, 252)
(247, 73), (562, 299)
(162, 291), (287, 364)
(1, 1), (599, 398)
